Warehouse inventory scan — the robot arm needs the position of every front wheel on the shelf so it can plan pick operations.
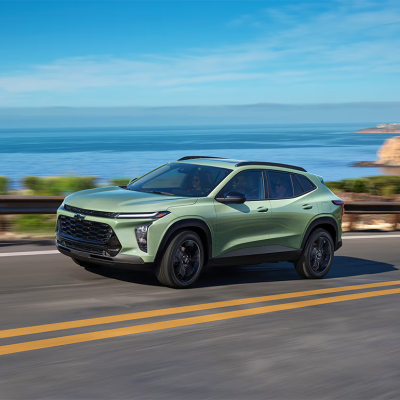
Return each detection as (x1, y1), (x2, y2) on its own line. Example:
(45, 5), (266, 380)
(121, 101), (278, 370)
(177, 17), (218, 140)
(156, 230), (204, 288)
(294, 228), (334, 279)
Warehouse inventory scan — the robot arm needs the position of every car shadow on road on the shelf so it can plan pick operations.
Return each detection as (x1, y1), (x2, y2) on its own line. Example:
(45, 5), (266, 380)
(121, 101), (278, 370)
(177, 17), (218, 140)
(84, 256), (397, 288)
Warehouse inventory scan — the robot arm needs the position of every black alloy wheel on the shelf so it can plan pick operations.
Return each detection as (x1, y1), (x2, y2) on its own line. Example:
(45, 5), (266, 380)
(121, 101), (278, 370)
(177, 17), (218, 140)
(294, 228), (334, 279)
(156, 230), (204, 288)
(309, 235), (332, 274)
(172, 239), (201, 283)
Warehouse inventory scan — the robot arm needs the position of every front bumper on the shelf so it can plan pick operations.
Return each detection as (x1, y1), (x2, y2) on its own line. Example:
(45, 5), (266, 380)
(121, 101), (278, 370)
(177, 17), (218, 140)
(56, 240), (155, 271)
(56, 207), (174, 264)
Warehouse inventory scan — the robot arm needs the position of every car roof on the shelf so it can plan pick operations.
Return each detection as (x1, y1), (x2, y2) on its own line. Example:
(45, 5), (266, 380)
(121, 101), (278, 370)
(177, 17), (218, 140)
(175, 157), (308, 173)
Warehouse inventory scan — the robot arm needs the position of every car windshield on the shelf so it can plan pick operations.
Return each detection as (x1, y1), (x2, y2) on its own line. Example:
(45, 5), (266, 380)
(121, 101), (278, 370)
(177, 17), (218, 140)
(127, 162), (232, 197)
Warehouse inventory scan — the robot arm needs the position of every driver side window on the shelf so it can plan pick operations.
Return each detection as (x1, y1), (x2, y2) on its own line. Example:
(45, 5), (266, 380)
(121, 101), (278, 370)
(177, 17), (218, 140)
(216, 170), (264, 200)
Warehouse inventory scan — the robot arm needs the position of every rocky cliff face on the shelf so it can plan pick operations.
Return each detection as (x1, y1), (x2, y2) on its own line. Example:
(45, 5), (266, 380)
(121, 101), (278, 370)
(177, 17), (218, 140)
(377, 136), (400, 166)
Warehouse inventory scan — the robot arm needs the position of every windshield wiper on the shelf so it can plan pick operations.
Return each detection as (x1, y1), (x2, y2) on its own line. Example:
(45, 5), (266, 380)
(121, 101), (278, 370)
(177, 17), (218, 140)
(139, 190), (176, 196)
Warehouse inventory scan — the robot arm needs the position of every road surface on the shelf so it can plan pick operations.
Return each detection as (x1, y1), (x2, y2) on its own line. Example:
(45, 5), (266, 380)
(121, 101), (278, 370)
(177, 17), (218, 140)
(1, 233), (400, 399)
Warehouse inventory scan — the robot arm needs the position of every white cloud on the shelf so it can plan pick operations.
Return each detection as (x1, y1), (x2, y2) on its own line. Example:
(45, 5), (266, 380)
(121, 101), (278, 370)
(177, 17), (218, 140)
(0, 50), (274, 93)
(0, 0), (400, 104)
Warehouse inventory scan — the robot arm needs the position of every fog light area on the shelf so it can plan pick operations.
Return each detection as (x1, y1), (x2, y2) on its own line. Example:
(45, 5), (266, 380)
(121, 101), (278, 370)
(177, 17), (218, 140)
(135, 224), (151, 252)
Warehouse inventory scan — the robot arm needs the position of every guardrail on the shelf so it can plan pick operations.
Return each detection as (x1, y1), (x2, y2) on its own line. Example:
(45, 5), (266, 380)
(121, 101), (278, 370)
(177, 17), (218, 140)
(0, 196), (64, 214)
(344, 201), (400, 230)
(0, 196), (399, 230)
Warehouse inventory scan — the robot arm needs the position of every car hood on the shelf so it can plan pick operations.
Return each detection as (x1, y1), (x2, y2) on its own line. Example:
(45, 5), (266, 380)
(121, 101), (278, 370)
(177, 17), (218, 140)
(64, 186), (197, 213)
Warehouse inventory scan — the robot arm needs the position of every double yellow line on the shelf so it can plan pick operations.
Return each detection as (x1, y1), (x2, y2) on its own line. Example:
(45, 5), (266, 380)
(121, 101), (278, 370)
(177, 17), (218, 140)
(1, 280), (400, 356)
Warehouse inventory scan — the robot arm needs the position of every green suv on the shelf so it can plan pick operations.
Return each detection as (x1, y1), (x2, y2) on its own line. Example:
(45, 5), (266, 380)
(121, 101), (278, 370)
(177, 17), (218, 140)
(56, 157), (344, 288)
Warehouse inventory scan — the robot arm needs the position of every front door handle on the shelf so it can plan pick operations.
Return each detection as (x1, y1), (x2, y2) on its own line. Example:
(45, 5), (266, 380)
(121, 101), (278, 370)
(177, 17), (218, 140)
(302, 204), (313, 210)
(257, 206), (269, 213)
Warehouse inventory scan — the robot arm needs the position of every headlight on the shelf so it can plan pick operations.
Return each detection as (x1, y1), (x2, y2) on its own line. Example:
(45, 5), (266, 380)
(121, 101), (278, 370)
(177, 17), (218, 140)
(116, 211), (170, 219)
(59, 200), (65, 210)
(135, 224), (151, 252)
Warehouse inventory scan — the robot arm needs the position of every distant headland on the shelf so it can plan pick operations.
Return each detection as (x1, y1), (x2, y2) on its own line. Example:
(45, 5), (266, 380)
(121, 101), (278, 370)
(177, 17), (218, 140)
(354, 136), (400, 167)
(356, 123), (400, 133)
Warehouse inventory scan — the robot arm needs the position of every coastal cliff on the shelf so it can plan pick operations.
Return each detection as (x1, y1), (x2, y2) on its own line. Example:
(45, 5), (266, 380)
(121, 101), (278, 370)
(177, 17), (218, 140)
(377, 136), (400, 166)
(356, 136), (400, 167)
(357, 123), (400, 133)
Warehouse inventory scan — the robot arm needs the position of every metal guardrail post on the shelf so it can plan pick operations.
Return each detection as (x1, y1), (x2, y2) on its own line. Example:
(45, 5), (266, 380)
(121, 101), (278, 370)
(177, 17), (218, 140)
(392, 214), (400, 231)
(347, 215), (356, 231)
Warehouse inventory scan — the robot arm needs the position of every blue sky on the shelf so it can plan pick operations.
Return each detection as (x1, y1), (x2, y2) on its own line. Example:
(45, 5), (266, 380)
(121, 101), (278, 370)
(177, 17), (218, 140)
(1, 0), (400, 107)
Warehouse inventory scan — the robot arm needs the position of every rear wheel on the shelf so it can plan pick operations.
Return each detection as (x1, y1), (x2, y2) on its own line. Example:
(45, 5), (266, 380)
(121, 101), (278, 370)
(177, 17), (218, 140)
(294, 228), (334, 279)
(156, 230), (204, 288)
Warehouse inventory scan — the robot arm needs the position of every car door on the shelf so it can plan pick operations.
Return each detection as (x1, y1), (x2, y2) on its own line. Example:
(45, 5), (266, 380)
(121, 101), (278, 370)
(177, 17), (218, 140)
(266, 170), (318, 251)
(213, 169), (271, 258)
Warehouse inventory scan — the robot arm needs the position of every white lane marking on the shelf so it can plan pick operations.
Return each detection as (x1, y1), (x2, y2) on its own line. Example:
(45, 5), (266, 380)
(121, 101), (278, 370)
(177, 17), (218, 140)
(0, 250), (60, 257)
(344, 235), (400, 239)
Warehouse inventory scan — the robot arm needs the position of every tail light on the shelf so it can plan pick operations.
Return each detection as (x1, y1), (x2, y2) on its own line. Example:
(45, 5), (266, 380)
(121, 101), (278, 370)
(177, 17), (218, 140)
(332, 200), (345, 215)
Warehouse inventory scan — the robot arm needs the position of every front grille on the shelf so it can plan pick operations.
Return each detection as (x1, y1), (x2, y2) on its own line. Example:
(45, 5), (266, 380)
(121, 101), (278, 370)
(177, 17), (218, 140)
(64, 204), (117, 219)
(61, 239), (104, 255)
(58, 215), (122, 257)
(59, 215), (113, 244)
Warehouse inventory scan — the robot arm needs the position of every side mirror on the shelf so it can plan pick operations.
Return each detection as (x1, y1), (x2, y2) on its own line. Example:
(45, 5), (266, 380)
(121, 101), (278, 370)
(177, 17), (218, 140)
(216, 191), (246, 204)
(128, 177), (139, 185)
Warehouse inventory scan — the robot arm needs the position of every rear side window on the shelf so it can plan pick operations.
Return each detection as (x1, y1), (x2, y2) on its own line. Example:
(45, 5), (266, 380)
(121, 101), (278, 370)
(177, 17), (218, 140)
(292, 175), (304, 196)
(296, 174), (316, 192)
(268, 171), (294, 199)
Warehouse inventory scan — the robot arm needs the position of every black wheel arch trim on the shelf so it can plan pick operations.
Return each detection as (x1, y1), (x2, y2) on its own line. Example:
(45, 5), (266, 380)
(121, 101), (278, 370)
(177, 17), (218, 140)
(155, 219), (213, 265)
(301, 216), (340, 251)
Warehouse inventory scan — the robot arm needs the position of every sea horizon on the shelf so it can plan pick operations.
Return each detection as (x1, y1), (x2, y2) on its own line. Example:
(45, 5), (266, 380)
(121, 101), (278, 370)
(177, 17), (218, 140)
(1, 122), (399, 189)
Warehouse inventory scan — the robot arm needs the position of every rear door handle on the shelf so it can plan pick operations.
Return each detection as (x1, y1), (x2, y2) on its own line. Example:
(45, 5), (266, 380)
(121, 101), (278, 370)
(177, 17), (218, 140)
(257, 206), (269, 213)
(302, 204), (313, 210)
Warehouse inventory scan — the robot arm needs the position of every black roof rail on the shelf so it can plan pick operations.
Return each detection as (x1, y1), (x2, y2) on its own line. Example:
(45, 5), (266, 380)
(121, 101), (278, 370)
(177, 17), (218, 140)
(235, 161), (307, 172)
(178, 156), (227, 161)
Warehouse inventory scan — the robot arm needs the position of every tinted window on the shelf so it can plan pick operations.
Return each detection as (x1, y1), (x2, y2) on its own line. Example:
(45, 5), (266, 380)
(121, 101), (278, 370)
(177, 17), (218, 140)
(268, 171), (294, 199)
(292, 175), (304, 196)
(127, 163), (232, 197)
(142, 168), (185, 189)
(296, 174), (316, 192)
(217, 170), (264, 200)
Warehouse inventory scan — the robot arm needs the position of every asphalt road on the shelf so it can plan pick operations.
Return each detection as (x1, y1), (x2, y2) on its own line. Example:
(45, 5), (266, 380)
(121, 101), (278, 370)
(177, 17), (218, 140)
(1, 233), (400, 399)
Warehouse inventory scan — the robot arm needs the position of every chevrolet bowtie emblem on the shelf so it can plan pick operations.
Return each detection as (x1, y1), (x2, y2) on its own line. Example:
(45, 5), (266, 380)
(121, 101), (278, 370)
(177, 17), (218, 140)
(74, 213), (85, 221)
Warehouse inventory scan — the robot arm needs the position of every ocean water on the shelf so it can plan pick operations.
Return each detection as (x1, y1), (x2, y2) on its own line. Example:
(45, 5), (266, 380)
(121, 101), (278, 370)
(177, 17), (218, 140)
(1, 123), (399, 189)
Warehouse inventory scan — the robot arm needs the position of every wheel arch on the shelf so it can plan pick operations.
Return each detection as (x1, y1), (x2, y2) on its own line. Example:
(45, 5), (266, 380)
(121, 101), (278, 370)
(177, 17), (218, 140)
(301, 217), (339, 251)
(155, 219), (213, 265)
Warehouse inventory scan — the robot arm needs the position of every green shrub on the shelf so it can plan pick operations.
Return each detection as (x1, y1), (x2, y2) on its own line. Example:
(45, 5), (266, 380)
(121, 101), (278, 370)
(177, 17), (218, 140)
(23, 176), (97, 195)
(14, 215), (56, 233)
(110, 178), (131, 186)
(327, 175), (400, 196)
(0, 176), (8, 194)
(325, 181), (344, 192)
(366, 175), (400, 196)
(342, 179), (368, 193)
(380, 185), (398, 196)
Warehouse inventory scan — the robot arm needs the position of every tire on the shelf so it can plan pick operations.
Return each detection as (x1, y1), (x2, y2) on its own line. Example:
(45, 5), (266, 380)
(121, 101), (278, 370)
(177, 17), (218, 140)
(156, 230), (204, 288)
(294, 228), (334, 279)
